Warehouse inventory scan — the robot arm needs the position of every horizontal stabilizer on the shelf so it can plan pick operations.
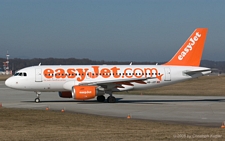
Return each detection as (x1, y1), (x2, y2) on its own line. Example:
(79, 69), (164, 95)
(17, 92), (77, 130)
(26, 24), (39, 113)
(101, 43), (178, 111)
(183, 68), (211, 76)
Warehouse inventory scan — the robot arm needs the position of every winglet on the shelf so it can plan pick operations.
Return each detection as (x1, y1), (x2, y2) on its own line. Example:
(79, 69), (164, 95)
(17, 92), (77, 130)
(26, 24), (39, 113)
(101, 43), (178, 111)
(164, 28), (208, 66)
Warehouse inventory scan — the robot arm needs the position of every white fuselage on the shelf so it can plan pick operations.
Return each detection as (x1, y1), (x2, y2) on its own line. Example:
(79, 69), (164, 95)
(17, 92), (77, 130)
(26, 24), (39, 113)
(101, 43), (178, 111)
(5, 65), (211, 92)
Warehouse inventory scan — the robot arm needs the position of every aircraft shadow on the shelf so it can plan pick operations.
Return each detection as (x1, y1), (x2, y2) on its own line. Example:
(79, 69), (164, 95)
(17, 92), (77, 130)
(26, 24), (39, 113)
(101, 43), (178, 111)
(117, 98), (225, 104)
(21, 98), (225, 104)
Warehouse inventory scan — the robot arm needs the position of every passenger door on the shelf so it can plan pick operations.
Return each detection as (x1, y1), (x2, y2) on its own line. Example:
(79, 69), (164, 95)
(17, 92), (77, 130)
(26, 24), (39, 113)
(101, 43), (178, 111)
(164, 68), (171, 81)
(35, 68), (42, 82)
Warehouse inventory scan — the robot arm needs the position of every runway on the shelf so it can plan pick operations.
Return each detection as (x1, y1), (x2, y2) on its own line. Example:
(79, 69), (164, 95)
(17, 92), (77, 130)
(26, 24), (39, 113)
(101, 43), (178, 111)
(1, 81), (225, 127)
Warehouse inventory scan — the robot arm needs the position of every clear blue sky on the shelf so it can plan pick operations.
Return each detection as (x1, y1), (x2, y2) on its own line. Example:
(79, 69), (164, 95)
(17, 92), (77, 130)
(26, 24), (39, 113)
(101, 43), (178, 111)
(0, 0), (225, 62)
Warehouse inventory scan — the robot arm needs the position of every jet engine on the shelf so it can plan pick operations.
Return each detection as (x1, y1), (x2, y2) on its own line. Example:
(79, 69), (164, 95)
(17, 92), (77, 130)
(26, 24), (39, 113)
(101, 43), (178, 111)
(59, 86), (105, 100)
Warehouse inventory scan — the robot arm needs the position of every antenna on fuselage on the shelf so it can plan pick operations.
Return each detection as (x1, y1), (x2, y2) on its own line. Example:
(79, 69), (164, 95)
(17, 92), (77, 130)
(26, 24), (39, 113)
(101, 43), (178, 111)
(38, 63), (41, 66)
(129, 62), (132, 65)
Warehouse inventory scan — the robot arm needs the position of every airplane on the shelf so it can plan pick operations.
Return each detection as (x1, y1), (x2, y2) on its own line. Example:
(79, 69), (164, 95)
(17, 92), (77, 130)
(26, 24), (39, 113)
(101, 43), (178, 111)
(5, 28), (211, 103)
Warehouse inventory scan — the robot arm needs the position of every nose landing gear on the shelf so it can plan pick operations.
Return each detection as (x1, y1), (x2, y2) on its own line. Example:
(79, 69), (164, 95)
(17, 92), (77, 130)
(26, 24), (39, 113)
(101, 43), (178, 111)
(35, 92), (41, 103)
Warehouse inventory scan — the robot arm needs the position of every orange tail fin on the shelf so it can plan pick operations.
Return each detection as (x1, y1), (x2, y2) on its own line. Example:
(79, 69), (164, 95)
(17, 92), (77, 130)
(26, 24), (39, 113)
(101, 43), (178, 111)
(164, 28), (208, 66)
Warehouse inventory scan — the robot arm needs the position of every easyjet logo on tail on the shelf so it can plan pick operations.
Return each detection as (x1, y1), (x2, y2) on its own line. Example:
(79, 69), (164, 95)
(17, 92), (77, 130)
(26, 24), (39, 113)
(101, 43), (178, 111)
(178, 32), (201, 60)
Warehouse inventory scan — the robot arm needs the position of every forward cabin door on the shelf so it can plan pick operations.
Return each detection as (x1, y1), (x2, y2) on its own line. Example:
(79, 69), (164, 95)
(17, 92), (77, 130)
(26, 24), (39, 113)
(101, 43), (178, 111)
(35, 68), (42, 82)
(164, 68), (171, 81)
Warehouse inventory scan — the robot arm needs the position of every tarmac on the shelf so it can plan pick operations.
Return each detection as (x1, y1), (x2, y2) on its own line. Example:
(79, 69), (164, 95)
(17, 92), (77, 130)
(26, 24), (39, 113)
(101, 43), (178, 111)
(0, 81), (225, 127)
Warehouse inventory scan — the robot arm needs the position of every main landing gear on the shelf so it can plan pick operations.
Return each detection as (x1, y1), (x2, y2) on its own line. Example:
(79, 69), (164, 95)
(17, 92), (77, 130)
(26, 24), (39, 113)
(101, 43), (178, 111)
(107, 96), (116, 103)
(35, 92), (41, 103)
(97, 95), (105, 102)
(96, 95), (116, 103)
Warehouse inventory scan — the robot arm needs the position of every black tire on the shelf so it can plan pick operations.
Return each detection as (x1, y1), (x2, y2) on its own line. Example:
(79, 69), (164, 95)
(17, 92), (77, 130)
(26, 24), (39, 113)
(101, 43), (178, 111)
(107, 96), (116, 103)
(97, 95), (105, 102)
(35, 98), (40, 103)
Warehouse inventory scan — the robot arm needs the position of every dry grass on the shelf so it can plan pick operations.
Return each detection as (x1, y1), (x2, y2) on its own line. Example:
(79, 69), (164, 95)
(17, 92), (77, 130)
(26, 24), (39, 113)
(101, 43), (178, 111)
(0, 108), (224, 141)
(0, 75), (11, 81)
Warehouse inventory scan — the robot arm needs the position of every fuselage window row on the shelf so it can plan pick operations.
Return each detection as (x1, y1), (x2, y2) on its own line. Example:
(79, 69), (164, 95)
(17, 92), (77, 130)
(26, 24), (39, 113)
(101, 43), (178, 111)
(44, 72), (161, 77)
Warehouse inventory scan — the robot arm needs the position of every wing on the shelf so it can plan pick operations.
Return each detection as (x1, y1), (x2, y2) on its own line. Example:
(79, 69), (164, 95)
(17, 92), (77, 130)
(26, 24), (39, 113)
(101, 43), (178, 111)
(63, 77), (158, 91)
(79, 77), (150, 85)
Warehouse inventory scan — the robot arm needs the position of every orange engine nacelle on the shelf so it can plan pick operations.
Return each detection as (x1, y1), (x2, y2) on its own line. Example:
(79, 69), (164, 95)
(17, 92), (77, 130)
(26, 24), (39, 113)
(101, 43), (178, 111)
(72, 85), (97, 100)
(59, 86), (104, 100)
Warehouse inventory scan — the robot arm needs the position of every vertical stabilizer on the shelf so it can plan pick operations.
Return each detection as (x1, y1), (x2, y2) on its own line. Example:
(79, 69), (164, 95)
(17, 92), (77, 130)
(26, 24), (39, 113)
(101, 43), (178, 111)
(164, 28), (208, 66)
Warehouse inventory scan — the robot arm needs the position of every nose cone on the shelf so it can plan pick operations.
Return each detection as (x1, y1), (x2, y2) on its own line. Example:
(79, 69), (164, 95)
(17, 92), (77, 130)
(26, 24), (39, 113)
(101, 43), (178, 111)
(5, 77), (13, 88)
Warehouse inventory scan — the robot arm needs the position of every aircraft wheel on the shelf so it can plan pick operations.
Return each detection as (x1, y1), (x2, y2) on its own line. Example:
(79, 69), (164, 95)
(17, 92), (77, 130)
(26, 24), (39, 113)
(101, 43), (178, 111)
(35, 98), (40, 103)
(97, 95), (105, 102)
(107, 96), (116, 103)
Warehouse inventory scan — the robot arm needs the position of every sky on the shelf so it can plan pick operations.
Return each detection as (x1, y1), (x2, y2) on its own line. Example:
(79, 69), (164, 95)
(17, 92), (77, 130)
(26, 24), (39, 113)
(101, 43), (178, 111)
(0, 0), (225, 62)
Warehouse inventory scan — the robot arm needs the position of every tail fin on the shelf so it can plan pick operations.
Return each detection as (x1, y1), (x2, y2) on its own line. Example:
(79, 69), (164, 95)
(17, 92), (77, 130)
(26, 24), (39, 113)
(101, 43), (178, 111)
(164, 28), (208, 66)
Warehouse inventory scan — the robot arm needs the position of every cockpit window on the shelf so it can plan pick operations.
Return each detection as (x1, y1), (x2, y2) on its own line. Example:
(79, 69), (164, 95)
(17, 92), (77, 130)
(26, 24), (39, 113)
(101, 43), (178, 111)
(14, 73), (19, 76)
(14, 72), (27, 77)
